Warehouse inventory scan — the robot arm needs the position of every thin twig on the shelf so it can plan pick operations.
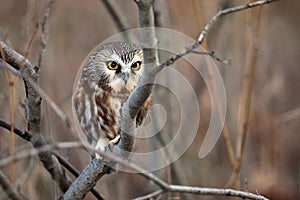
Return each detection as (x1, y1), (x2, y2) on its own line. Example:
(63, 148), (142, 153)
(0, 137), (269, 200)
(101, 0), (130, 40)
(63, 0), (276, 199)
(0, 119), (104, 200)
(189, 50), (230, 64)
(37, 0), (54, 68)
(158, 0), (277, 70)
(230, 5), (265, 187)
(0, 170), (26, 200)
(92, 149), (268, 200)
(0, 42), (71, 127)
(134, 189), (164, 200)
(0, 142), (82, 167)
(0, 42), (72, 193)
(192, 0), (236, 170)
(0, 119), (32, 141)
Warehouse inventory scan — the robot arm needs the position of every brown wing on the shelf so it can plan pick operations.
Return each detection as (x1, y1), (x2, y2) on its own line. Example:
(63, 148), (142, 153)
(136, 97), (151, 126)
(95, 85), (119, 141)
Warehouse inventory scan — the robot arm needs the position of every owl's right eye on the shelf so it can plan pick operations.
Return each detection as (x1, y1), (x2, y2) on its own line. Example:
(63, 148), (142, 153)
(107, 61), (119, 70)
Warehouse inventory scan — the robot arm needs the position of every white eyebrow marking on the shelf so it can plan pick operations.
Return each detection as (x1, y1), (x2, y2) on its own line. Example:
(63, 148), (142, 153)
(129, 54), (142, 66)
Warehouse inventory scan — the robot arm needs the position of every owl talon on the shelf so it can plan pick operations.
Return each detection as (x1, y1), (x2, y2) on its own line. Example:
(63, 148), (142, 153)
(95, 138), (109, 159)
(108, 135), (121, 148)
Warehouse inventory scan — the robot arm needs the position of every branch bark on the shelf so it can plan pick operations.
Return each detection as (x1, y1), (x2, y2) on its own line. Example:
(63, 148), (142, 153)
(63, 0), (158, 199)
(0, 0), (276, 199)
(0, 41), (72, 192)
(63, 0), (276, 199)
(158, 0), (277, 70)
(0, 118), (104, 199)
(100, 0), (130, 33)
(0, 170), (26, 200)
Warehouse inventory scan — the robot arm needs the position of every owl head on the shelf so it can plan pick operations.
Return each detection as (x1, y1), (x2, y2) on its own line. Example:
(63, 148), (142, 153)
(83, 42), (144, 92)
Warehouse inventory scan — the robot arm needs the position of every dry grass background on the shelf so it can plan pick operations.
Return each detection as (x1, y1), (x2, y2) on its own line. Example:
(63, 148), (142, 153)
(0, 0), (299, 199)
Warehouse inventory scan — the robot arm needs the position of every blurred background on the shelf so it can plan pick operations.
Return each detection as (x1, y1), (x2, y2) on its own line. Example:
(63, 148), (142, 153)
(0, 0), (299, 199)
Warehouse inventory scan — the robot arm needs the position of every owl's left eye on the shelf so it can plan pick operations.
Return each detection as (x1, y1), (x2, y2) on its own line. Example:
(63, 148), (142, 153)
(131, 61), (142, 71)
(107, 61), (119, 70)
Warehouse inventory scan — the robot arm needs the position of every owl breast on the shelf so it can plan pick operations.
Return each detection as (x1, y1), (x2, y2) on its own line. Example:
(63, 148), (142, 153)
(94, 84), (129, 141)
(72, 42), (151, 157)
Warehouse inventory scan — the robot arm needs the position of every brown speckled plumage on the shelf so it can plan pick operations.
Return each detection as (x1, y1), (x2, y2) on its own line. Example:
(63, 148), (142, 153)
(72, 42), (151, 157)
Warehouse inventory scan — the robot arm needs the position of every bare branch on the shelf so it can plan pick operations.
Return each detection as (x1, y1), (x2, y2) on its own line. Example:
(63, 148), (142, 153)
(0, 119), (104, 199)
(0, 42), (71, 127)
(159, 0), (277, 70)
(169, 185), (267, 200)
(37, 0), (55, 68)
(0, 135), (269, 200)
(0, 170), (26, 200)
(63, 1), (159, 198)
(95, 150), (269, 200)
(229, 4), (265, 187)
(0, 142), (82, 167)
(100, 0), (130, 34)
(0, 122), (269, 200)
(63, 0), (276, 198)
(53, 153), (105, 200)
(0, 119), (32, 141)
(0, 42), (72, 192)
(189, 50), (231, 64)
(197, 0), (276, 43)
(134, 189), (164, 200)
(63, 142), (269, 200)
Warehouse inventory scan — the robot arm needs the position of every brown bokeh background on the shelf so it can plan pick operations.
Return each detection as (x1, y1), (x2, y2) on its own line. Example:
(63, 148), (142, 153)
(0, 0), (299, 199)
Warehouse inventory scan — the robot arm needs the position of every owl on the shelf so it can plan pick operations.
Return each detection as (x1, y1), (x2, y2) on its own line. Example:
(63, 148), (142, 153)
(72, 42), (151, 159)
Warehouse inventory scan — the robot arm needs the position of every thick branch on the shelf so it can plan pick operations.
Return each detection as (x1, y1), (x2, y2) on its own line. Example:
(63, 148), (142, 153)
(92, 150), (269, 200)
(63, 0), (158, 199)
(63, 0), (276, 199)
(0, 41), (71, 192)
(0, 119), (104, 199)
(0, 124), (268, 200)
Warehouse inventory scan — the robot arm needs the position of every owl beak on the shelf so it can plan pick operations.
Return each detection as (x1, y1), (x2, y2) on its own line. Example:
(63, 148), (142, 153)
(121, 72), (129, 85)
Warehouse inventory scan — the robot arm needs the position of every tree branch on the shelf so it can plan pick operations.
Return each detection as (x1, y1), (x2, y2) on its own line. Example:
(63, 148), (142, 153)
(0, 119), (32, 141)
(158, 0), (277, 70)
(0, 170), (26, 200)
(37, 0), (54, 68)
(0, 119), (104, 199)
(0, 133), (269, 200)
(100, 0), (130, 33)
(0, 42), (70, 126)
(63, 0), (276, 199)
(63, 1), (158, 199)
(0, 42), (72, 192)
(93, 149), (269, 200)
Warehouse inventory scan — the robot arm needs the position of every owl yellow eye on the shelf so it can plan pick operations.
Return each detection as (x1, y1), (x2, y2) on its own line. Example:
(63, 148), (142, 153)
(107, 61), (119, 70)
(131, 61), (142, 71)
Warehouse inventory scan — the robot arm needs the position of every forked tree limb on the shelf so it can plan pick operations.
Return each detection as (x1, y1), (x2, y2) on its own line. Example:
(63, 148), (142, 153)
(63, 0), (276, 199)
(158, 0), (278, 70)
(0, 0), (277, 199)
(0, 131), (269, 200)
(0, 42), (72, 192)
(0, 118), (104, 199)
(63, 0), (158, 199)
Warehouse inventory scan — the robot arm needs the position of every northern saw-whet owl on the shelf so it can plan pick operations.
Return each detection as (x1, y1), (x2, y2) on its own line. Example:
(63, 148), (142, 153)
(72, 42), (151, 159)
